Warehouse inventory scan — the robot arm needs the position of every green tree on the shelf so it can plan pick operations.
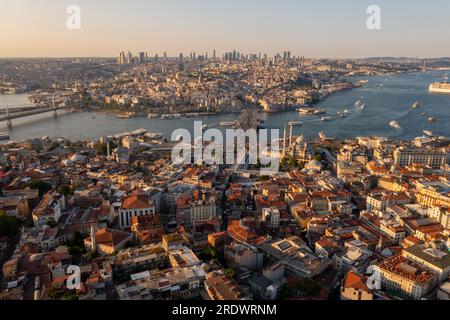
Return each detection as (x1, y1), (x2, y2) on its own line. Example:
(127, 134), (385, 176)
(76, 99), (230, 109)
(224, 268), (236, 279)
(58, 185), (71, 196)
(86, 250), (99, 261)
(27, 180), (52, 197)
(68, 231), (87, 256)
(96, 143), (108, 156)
(0, 212), (19, 238)
(46, 218), (57, 228)
(281, 156), (301, 171)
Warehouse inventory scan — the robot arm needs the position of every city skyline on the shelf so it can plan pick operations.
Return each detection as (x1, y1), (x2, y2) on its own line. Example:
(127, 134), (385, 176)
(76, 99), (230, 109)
(1, 0), (450, 58)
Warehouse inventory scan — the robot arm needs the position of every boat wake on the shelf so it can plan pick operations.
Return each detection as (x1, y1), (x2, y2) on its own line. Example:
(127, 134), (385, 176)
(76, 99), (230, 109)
(389, 120), (404, 133)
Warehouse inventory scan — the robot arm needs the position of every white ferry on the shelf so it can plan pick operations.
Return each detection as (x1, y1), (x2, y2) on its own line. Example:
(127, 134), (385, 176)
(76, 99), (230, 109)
(220, 121), (238, 127)
(0, 132), (10, 141)
(297, 107), (316, 115)
(116, 114), (131, 119)
(145, 132), (163, 139)
(429, 75), (450, 94)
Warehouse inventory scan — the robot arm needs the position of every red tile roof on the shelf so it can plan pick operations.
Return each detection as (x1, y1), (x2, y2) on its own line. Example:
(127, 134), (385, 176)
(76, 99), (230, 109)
(344, 272), (370, 291)
(121, 195), (151, 210)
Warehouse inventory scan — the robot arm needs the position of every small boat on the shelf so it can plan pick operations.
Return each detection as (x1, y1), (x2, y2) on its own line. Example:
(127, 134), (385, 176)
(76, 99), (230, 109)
(423, 130), (434, 137)
(355, 100), (365, 108)
(0, 132), (10, 141)
(389, 121), (401, 130)
(313, 109), (326, 115)
(428, 117), (437, 123)
(202, 125), (209, 131)
(321, 117), (332, 122)
(412, 101), (420, 109)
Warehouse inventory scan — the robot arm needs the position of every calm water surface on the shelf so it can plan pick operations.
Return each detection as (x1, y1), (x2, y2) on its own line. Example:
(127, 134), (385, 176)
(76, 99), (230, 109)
(1, 70), (449, 142)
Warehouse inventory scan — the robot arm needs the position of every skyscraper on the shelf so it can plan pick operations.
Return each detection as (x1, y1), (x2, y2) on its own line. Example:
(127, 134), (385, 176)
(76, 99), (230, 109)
(117, 51), (126, 65)
(139, 52), (146, 64)
(127, 51), (133, 64)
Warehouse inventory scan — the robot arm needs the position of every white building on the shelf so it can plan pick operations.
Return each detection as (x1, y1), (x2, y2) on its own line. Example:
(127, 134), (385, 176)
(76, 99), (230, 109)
(262, 208), (281, 229)
(119, 194), (156, 230)
(393, 147), (447, 168)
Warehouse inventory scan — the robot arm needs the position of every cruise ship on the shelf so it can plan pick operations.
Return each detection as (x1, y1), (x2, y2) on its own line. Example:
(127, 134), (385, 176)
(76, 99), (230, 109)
(429, 75), (450, 93)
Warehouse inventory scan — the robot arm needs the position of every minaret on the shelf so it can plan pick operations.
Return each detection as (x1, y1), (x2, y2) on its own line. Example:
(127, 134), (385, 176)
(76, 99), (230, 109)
(90, 226), (97, 253)
(107, 141), (111, 159)
(6, 105), (12, 129)
(377, 237), (383, 251)
(289, 124), (293, 151)
(52, 94), (57, 118)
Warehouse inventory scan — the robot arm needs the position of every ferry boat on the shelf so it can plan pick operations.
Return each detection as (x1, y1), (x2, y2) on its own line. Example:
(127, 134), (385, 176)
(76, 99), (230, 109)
(0, 132), (10, 141)
(429, 75), (450, 94)
(297, 107), (316, 115)
(116, 114), (131, 119)
(313, 109), (326, 115)
(145, 132), (163, 139)
(220, 121), (238, 127)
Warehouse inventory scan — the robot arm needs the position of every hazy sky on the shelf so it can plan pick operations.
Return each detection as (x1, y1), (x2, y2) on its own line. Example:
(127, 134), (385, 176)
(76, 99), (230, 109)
(1, 0), (450, 58)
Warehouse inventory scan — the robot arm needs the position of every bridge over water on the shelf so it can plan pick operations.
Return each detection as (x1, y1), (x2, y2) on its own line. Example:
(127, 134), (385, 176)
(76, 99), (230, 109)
(0, 104), (72, 128)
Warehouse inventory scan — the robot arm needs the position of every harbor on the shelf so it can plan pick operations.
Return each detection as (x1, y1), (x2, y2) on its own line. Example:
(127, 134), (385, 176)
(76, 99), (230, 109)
(1, 70), (450, 143)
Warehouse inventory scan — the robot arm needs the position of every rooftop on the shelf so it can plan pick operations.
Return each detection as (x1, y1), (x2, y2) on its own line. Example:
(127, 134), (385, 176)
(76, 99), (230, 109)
(377, 255), (437, 285)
